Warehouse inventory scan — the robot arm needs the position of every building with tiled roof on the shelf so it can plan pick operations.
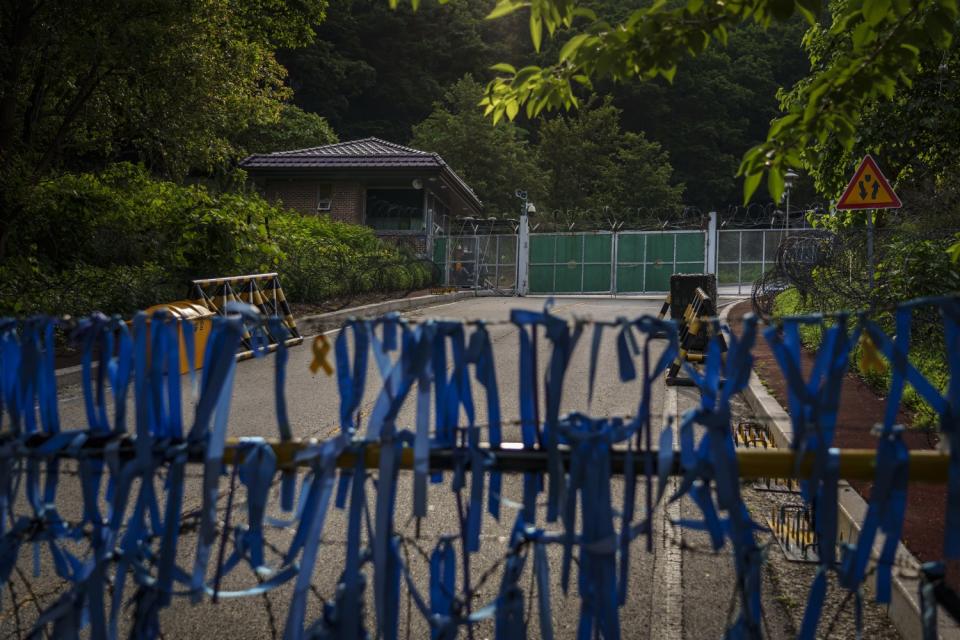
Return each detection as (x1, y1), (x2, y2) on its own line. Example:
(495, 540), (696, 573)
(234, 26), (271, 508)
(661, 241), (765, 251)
(240, 138), (483, 256)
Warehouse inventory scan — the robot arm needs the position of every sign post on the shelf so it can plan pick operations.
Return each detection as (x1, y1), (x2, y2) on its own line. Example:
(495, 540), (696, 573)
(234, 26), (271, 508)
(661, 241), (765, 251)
(835, 154), (902, 292)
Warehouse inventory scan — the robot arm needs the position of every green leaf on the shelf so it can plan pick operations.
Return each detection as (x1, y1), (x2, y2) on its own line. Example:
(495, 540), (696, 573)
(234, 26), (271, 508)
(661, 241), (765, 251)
(767, 167), (785, 203)
(899, 43), (920, 56)
(490, 63), (517, 74)
(796, 0), (821, 24)
(743, 171), (763, 204)
(862, 0), (891, 26)
(947, 241), (960, 263)
(559, 34), (589, 61)
(715, 24), (728, 47)
(572, 7), (597, 21)
(486, 1), (526, 20)
(514, 66), (541, 85)
(769, 113), (800, 137)
(530, 14), (543, 51)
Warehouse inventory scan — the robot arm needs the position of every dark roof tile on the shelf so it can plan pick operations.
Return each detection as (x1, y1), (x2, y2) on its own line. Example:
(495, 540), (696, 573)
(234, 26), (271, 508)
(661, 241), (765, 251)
(240, 137), (481, 210)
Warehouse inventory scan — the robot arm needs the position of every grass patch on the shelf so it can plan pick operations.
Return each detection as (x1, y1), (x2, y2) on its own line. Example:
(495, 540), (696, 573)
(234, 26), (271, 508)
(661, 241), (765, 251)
(772, 287), (946, 430)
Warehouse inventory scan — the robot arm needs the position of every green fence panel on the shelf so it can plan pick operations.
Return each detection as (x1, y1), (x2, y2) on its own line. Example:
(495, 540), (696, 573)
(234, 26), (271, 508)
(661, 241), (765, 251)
(584, 234), (611, 262)
(616, 264), (645, 292)
(530, 235), (556, 264)
(555, 235), (582, 263)
(617, 234), (645, 264)
(555, 262), (583, 292)
(646, 234), (675, 264)
(644, 262), (673, 291)
(675, 261), (705, 274)
(529, 264), (554, 293)
(675, 233), (705, 263)
(525, 231), (705, 294)
(582, 264), (610, 292)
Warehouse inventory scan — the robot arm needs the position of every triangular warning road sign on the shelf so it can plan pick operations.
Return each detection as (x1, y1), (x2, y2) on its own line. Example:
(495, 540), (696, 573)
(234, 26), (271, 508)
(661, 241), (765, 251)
(836, 155), (901, 210)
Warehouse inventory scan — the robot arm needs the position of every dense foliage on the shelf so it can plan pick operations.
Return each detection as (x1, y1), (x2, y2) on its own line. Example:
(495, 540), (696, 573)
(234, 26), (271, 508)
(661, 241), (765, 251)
(536, 97), (683, 222)
(0, 0), (326, 178)
(434, 0), (958, 203)
(410, 78), (683, 219)
(281, 0), (812, 210)
(410, 76), (547, 214)
(0, 165), (433, 317)
(236, 105), (339, 156)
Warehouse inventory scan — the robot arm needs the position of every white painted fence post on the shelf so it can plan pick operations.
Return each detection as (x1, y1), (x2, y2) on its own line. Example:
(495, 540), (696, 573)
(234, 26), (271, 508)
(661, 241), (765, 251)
(516, 212), (530, 296)
(706, 210), (718, 275)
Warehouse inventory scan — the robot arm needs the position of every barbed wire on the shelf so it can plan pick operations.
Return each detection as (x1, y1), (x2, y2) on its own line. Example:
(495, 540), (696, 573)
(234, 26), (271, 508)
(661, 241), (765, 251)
(751, 224), (960, 318)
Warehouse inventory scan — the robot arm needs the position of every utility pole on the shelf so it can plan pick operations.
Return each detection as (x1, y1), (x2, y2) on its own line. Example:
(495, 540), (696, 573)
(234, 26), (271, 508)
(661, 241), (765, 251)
(867, 209), (875, 292)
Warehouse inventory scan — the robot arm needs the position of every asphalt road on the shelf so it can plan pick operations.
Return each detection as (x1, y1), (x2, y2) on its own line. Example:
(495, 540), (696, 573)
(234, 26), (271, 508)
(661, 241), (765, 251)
(3, 295), (790, 640)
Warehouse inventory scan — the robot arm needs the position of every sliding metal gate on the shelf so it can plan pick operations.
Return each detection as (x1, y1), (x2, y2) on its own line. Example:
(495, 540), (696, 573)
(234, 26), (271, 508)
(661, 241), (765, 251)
(528, 232), (613, 293)
(436, 230), (707, 294)
(526, 230), (706, 294)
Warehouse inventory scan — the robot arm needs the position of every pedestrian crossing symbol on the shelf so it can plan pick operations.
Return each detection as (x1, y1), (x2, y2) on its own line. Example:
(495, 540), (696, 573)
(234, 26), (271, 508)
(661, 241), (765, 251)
(836, 154), (902, 210)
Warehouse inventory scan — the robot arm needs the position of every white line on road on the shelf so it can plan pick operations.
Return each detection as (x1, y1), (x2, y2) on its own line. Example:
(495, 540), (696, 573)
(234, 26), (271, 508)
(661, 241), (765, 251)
(651, 385), (683, 640)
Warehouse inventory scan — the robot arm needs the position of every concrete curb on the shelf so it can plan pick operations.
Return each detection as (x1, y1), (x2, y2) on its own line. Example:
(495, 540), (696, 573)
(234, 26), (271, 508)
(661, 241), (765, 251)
(295, 290), (477, 336)
(54, 290), (481, 389)
(719, 300), (959, 640)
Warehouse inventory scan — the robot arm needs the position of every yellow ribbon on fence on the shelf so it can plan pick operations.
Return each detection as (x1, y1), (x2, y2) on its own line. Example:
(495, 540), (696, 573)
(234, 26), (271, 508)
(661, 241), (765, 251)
(310, 334), (333, 376)
(858, 332), (886, 376)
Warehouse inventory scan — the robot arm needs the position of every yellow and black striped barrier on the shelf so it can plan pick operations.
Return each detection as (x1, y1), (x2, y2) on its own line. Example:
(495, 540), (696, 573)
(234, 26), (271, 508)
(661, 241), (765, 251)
(190, 272), (304, 360)
(657, 293), (671, 320)
(665, 286), (726, 386)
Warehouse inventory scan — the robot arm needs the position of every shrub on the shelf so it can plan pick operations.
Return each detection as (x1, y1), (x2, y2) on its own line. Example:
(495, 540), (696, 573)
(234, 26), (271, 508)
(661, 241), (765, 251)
(2, 164), (435, 317)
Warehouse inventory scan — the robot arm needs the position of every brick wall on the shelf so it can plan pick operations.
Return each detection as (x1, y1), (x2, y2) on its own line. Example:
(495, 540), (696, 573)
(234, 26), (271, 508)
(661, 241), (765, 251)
(329, 183), (364, 224)
(264, 180), (317, 215)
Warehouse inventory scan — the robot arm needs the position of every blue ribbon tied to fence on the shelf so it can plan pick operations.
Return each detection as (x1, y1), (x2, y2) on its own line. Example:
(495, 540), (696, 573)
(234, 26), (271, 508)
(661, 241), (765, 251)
(0, 296), (957, 639)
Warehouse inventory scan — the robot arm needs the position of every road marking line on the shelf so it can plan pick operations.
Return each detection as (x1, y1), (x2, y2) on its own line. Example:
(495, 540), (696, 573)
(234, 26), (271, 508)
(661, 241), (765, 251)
(651, 385), (682, 640)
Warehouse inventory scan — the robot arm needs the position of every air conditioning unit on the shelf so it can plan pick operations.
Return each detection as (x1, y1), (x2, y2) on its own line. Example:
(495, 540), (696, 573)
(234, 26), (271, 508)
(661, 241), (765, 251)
(316, 198), (332, 212)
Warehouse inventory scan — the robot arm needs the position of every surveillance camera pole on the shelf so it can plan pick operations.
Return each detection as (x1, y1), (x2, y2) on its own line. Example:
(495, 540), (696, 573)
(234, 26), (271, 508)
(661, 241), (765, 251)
(515, 189), (530, 296)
